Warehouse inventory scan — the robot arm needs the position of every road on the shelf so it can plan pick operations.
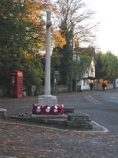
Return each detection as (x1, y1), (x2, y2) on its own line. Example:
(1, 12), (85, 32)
(0, 89), (118, 132)
(0, 90), (118, 158)
(58, 90), (118, 133)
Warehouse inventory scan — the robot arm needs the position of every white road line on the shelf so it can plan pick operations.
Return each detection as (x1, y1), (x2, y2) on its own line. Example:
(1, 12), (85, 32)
(85, 95), (101, 104)
(110, 97), (118, 102)
(85, 95), (94, 103)
(91, 121), (109, 133)
(88, 95), (101, 103)
(111, 97), (118, 99)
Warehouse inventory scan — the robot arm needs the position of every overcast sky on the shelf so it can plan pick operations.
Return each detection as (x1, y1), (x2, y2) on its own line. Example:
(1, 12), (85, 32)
(85, 0), (118, 55)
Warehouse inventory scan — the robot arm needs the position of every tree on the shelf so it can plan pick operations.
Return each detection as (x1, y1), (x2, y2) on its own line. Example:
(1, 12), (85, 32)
(72, 55), (91, 80)
(0, 0), (30, 86)
(95, 52), (118, 83)
(52, 0), (96, 87)
(0, 0), (47, 89)
(95, 52), (104, 79)
(56, 0), (96, 45)
(0, 0), (67, 89)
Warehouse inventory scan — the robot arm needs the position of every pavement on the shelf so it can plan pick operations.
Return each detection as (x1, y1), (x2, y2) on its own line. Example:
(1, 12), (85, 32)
(0, 94), (118, 158)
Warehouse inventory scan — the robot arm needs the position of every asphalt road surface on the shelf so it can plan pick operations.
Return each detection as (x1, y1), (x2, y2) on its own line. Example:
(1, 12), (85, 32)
(0, 89), (118, 133)
(58, 89), (118, 133)
(0, 90), (118, 158)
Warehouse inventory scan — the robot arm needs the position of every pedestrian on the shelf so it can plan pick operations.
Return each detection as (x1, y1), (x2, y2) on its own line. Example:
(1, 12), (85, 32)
(89, 82), (94, 90)
(102, 82), (107, 90)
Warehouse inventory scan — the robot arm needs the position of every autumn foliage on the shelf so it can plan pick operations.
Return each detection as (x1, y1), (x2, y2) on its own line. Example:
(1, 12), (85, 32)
(21, 0), (66, 49)
(52, 30), (66, 48)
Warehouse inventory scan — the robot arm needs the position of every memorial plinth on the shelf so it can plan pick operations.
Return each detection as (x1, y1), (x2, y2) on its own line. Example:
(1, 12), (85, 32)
(38, 95), (57, 106)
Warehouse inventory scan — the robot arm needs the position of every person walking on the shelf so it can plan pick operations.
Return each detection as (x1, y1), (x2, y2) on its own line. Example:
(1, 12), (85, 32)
(89, 82), (94, 90)
(102, 82), (107, 90)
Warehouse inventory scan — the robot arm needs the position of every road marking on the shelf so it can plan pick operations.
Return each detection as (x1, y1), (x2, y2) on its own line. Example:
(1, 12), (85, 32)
(111, 97), (118, 99)
(85, 95), (101, 104)
(91, 121), (109, 133)
(110, 97), (118, 102)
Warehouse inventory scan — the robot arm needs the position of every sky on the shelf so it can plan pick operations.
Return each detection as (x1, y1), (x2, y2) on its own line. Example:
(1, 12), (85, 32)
(85, 0), (118, 55)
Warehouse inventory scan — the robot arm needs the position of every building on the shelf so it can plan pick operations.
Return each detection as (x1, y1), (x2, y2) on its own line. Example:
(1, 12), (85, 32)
(75, 46), (96, 91)
(79, 57), (95, 90)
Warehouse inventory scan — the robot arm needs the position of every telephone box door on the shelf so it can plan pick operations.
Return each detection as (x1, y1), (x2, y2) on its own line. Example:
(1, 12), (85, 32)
(10, 70), (23, 98)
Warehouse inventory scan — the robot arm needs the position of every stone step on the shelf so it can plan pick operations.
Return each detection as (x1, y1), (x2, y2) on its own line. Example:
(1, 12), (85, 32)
(67, 121), (92, 129)
(63, 107), (74, 114)
(68, 113), (90, 121)
(0, 108), (7, 116)
(31, 113), (67, 119)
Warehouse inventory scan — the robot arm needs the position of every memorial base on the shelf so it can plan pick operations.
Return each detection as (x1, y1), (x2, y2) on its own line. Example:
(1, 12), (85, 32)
(38, 95), (57, 106)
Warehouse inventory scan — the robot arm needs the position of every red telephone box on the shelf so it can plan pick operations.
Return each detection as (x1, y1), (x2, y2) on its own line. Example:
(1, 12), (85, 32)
(10, 70), (23, 98)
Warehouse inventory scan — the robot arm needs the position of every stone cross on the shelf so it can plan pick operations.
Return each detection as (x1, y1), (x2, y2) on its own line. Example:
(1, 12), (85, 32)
(38, 10), (57, 106)
(44, 10), (51, 96)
